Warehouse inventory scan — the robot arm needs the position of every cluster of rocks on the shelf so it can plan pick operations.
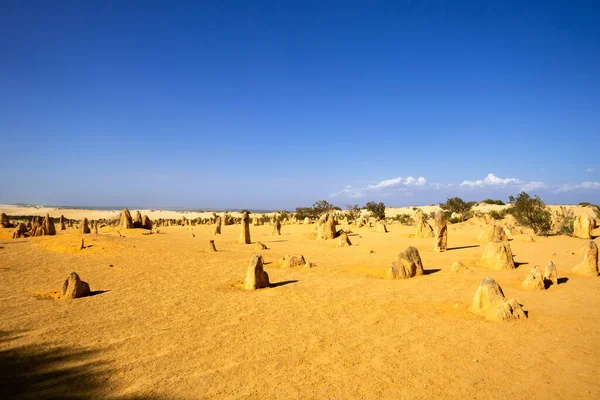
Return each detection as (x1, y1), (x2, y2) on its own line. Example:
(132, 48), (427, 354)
(12, 214), (56, 238)
(118, 208), (152, 230)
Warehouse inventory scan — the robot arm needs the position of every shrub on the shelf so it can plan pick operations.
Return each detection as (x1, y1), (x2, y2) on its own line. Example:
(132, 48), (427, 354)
(578, 202), (592, 207)
(554, 206), (575, 236)
(365, 201), (386, 220)
(508, 192), (553, 235)
(482, 199), (506, 206)
(275, 210), (290, 221)
(346, 204), (361, 221)
(439, 197), (474, 219)
(392, 213), (414, 225)
(448, 217), (461, 224)
(259, 214), (271, 224)
(489, 209), (508, 220)
(295, 200), (338, 220)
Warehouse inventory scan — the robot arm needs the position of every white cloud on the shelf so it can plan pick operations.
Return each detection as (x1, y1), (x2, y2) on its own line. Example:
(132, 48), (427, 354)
(460, 173), (521, 187)
(586, 168), (596, 173)
(330, 176), (435, 198)
(555, 181), (600, 193)
(459, 173), (546, 192)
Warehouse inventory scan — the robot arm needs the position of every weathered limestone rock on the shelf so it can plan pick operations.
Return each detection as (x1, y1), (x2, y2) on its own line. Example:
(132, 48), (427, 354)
(133, 211), (143, 228)
(222, 215), (231, 226)
(80, 238), (85, 250)
(451, 261), (471, 273)
(12, 222), (28, 238)
(254, 241), (268, 250)
(252, 217), (260, 226)
(471, 277), (526, 322)
(59, 215), (66, 230)
(481, 240), (515, 270)
(239, 211), (251, 244)
(414, 209), (434, 238)
(141, 215), (152, 230)
(80, 218), (91, 234)
(522, 265), (545, 290)
(573, 214), (593, 239)
(386, 246), (424, 279)
(214, 216), (222, 235)
(478, 224), (508, 243)
(42, 213), (56, 236)
(434, 210), (447, 252)
(544, 261), (558, 287)
(317, 213), (337, 240)
(94, 222), (99, 234)
(337, 232), (352, 247)
(273, 219), (281, 236)
(376, 220), (388, 233)
(280, 255), (307, 268)
(244, 254), (270, 290)
(0, 213), (14, 228)
(119, 208), (133, 230)
(572, 240), (599, 277)
(59, 272), (91, 299)
(304, 217), (310, 224)
(208, 240), (217, 252)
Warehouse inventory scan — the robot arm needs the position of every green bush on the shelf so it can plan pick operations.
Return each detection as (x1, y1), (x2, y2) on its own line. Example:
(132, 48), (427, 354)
(365, 201), (386, 220)
(482, 199), (506, 205)
(578, 202), (592, 207)
(295, 200), (337, 220)
(448, 217), (461, 224)
(508, 192), (553, 236)
(489, 209), (508, 220)
(439, 197), (474, 221)
(392, 213), (414, 225)
(554, 206), (575, 236)
(346, 204), (362, 221)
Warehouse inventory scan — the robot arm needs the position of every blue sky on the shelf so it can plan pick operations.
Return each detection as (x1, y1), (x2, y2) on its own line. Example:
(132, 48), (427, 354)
(1, 1), (599, 209)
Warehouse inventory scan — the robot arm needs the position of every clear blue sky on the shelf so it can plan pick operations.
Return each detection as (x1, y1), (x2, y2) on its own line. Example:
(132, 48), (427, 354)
(1, 1), (599, 209)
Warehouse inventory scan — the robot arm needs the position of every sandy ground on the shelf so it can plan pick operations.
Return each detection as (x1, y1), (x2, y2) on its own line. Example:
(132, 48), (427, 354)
(1, 213), (599, 399)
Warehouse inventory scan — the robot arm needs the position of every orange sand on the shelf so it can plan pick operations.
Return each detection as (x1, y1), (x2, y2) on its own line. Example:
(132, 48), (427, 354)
(1, 216), (599, 398)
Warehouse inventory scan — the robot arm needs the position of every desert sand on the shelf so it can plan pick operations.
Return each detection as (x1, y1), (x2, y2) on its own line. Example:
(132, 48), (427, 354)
(1, 205), (599, 399)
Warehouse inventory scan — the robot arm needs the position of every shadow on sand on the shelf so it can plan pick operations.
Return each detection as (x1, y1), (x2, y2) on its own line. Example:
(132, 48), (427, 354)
(447, 245), (480, 251)
(423, 269), (441, 275)
(0, 330), (108, 399)
(270, 280), (298, 288)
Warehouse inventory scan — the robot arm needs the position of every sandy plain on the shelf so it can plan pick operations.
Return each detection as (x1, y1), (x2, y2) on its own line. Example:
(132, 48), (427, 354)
(0, 205), (599, 399)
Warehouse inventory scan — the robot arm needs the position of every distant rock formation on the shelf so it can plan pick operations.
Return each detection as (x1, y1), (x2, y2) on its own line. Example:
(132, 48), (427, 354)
(239, 211), (251, 244)
(119, 208), (133, 230)
(80, 218), (91, 234)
